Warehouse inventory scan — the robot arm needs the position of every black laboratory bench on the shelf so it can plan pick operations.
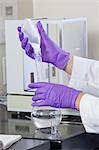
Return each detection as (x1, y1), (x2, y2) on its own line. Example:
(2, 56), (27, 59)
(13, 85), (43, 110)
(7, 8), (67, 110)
(0, 104), (99, 150)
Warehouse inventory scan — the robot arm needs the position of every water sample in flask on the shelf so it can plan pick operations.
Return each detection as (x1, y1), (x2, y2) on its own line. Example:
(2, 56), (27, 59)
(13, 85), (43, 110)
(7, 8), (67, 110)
(31, 108), (62, 134)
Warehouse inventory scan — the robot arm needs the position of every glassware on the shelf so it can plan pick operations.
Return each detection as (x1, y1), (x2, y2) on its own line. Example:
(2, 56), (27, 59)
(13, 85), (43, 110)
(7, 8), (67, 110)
(22, 18), (41, 60)
(31, 107), (62, 134)
(31, 47), (62, 134)
(31, 56), (62, 134)
(22, 19), (62, 134)
(32, 58), (62, 134)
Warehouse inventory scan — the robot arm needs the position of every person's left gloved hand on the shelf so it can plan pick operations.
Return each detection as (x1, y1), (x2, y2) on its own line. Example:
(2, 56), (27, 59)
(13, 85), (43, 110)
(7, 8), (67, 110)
(28, 82), (81, 109)
(17, 26), (35, 59)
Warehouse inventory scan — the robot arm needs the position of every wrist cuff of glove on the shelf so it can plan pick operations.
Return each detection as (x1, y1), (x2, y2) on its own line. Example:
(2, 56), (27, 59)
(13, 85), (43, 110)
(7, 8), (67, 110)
(55, 51), (70, 70)
(71, 90), (81, 110)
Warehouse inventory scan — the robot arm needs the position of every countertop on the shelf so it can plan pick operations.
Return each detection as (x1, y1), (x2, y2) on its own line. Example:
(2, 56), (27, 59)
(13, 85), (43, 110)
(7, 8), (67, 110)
(0, 104), (99, 150)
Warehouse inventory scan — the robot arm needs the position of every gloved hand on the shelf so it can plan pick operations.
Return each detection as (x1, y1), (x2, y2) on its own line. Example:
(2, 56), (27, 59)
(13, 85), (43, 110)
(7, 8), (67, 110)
(28, 82), (81, 109)
(17, 21), (70, 70)
(17, 27), (35, 59)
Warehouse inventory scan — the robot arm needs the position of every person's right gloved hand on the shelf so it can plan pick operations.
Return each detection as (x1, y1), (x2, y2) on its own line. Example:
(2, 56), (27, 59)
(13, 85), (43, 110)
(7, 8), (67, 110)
(17, 21), (70, 70)
(28, 82), (81, 109)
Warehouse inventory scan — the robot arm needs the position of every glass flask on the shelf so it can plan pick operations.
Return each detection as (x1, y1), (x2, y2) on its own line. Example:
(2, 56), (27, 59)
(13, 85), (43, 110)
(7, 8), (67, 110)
(31, 106), (62, 134)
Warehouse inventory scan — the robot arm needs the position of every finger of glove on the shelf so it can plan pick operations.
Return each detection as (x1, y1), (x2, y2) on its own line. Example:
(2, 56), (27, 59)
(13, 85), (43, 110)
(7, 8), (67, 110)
(32, 100), (46, 107)
(19, 32), (24, 41)
(17, 26), (24, 41)
(35, 87), (45, 95)
(21, 37), (28, 49)
(36, 21), (47, 39)
(28, 82), (46, 89)
(17, 26), (22, 32)
(25, 43), (35, 59)
(32, 93), (45, 101)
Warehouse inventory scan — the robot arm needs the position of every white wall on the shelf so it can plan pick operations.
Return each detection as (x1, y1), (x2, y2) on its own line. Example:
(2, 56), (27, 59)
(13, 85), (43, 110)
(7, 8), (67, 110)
(17, 0), (33, 19)
(33, 0), (99, 60)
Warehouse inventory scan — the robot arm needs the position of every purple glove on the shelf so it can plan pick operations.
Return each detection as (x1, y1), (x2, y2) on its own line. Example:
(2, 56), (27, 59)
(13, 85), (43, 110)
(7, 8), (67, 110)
(17, 27), (35, 59)
(17, 21), (70, 70)
(28, 82), (81, 109)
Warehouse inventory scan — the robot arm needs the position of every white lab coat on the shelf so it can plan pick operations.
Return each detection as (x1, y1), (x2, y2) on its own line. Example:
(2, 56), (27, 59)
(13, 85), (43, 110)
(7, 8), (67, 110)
(69, 56), (99, 133)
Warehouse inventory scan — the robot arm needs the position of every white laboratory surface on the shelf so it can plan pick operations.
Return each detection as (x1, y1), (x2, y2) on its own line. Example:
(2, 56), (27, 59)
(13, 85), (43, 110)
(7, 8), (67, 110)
(5, 18), (88, 115)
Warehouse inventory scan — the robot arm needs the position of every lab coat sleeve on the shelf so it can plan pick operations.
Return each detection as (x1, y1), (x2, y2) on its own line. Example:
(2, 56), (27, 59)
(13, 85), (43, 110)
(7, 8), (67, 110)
(80, 94), (99, 133)
(69, 56), (99, 96)
(69, 56), (95, 90)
